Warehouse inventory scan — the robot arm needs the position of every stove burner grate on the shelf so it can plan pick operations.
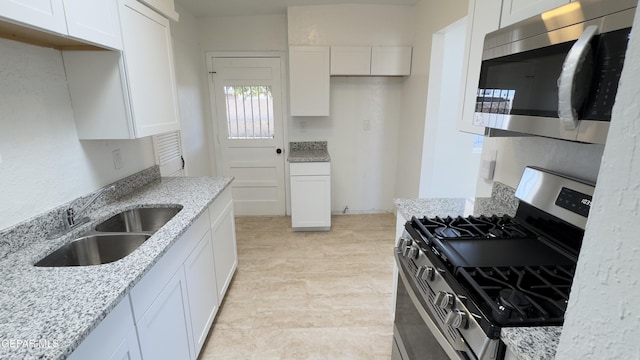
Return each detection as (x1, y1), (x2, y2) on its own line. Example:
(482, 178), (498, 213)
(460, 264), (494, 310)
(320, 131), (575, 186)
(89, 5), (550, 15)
(414, 215), (537, 241)
(458, 265), (575, 326)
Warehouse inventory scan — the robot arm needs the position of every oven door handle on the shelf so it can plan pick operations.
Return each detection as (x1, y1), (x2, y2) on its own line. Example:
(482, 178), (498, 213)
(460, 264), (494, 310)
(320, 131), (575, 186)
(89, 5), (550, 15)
(558, 25), (598, 130)
(395, 252), (466, 360)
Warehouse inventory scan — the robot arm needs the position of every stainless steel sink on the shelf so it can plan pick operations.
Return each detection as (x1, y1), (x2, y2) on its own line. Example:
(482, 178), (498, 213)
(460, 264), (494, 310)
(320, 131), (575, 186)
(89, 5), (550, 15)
(34, 233), (151, 267)
(95, 206), (182, 233)
(36, 206), (182, 267)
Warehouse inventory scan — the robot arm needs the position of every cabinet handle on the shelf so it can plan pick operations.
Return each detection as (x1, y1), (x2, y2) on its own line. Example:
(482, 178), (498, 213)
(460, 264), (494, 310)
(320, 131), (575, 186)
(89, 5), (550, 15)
(276, 148), (283, 154)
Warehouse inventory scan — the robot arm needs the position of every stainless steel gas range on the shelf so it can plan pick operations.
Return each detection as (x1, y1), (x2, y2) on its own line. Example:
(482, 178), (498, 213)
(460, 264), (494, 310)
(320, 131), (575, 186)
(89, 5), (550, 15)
(392, 167), (595, 360)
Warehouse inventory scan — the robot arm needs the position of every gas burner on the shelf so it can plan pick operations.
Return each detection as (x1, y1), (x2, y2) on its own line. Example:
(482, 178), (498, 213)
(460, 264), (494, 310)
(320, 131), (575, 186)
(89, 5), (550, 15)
(499, 289), (531, 310)
(494, 289), (532, 323)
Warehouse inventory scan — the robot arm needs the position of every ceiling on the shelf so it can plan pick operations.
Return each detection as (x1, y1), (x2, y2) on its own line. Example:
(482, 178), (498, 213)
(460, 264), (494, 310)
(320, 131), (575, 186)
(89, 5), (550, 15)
(175, 0), (419, 18)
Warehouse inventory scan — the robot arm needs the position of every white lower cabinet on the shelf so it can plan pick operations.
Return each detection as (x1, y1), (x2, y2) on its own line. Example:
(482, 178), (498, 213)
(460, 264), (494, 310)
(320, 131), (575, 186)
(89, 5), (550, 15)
(70, 190), (237, 359)
(136, 269), (194, 360)
(184, 230), (219, 355)
(209, 191), (237, 300)
(68, 297), (141, 360)
(290, 162), (331, 230)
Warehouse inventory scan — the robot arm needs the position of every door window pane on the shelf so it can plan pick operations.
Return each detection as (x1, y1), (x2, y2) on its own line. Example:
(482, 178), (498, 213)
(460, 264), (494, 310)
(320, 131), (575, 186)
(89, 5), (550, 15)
(224, 85), (274, 139)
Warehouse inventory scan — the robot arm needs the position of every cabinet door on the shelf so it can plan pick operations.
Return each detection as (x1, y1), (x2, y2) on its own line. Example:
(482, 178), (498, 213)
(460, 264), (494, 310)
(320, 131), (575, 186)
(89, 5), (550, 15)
(457, 0), (502, 135)
(371, 47), (412, 76)
(119, 0), (181, 137)
(108, 330), (142, 360)
(291, 175), (331, 228)
(211, 200), (237, 300)
(501, 0), (569, 27)
(63, 0), (122, 50)
(184, 230), (219, 356)
(289, 46), (330, 116)
(0, 0), (67, 34)
(69, 297), (141, 360)
(137, 269), (194, 360)
(331, 46), (371, 75)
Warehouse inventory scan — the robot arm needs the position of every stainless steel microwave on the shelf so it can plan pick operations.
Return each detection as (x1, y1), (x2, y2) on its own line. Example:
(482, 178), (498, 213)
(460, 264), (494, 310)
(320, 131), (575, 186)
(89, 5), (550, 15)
(475, 0), (637, 144)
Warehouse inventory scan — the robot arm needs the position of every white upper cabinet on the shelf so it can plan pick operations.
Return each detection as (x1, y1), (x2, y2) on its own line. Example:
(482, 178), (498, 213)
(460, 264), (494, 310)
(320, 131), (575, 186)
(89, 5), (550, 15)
(501, 0), (570, 28)
(0, 0), (122, 49)
(118, 0), (180, 137)
(64, 0), (180, 139)
(0, 0), (67, 34)
(289, 46), (330, 117)
(331, 46), (371, 75)
(330, 46), (412, 76)
(63, 0), (122, 49)
(457, 0), (502, 135)
(371, 46), (412, 76)
(138, 0), (179, 21)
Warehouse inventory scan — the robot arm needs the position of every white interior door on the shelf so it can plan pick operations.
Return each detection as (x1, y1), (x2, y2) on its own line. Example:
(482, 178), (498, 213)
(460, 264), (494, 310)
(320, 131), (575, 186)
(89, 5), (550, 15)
(209, 57), (286, 216)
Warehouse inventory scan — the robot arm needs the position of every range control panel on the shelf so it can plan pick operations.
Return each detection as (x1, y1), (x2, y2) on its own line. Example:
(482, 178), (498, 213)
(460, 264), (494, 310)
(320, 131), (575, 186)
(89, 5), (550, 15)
(556, 187), (592, 217)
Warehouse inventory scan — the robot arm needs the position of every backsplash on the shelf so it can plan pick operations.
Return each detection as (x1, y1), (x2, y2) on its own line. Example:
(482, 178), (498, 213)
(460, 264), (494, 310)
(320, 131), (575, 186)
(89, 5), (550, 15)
(0, 166), (161, 260)
(491, 181), (519, 213)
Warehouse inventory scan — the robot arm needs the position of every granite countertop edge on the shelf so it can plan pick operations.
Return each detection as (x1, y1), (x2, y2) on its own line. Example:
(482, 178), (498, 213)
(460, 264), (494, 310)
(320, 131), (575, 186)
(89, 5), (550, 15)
(393, 196), (559, 360)
(288, 141), (330, 163)
(0, 176), (233, 360)
(501, 326), (562, 360)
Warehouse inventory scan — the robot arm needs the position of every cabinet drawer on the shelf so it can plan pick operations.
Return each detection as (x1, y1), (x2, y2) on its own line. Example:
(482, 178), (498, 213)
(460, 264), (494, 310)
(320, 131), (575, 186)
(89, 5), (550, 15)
(290, 162), (331, 176)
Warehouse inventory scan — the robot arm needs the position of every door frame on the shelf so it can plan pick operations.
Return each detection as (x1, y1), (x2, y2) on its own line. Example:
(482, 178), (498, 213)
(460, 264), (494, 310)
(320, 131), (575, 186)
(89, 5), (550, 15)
(205, 51), (291, 215)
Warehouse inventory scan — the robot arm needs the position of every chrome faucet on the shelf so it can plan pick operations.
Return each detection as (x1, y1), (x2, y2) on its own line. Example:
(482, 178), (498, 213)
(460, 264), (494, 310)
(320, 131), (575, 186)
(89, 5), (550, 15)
(64, 185), (116, 230)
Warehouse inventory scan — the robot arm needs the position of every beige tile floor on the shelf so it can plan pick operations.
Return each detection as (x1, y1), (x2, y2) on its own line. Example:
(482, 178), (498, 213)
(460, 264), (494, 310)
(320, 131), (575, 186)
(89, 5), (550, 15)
(198, 214), (397, 360)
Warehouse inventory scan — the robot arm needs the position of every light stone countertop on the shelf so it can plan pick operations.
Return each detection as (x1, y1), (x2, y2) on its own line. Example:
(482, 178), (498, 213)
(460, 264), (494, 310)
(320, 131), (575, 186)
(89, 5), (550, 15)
(393, 186), (560, 360)
(288, 141), (330, 162)
(0, 174), (233, 359)
(394, 197), (517, 220)
(501, 326), (562, 360)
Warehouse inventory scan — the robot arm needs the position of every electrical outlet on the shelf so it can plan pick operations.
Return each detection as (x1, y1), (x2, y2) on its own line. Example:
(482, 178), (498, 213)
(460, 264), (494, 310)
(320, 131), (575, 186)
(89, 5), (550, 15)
(112, 149), (123, 170)
(363, 119), (371, 131)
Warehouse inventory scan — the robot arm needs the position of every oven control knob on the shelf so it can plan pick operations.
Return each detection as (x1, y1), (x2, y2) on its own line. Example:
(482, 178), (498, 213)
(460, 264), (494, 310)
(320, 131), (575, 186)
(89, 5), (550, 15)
(435, 291), (455, 310)
(402, 244), (412, 257)
(416, 265), (435, 281)
(445, 309), (468, 329)
(398, 237), (412, 248)
(408, 246), (419, 259)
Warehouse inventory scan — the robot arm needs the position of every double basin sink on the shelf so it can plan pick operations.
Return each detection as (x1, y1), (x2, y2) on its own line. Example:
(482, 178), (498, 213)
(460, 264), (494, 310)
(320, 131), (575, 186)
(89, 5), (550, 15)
(35, 207), (183, 267)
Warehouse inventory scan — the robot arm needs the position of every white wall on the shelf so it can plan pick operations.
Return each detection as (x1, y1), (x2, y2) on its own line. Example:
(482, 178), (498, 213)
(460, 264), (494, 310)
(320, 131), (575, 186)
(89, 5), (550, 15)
(287, 4), (413, 213)
(556, 5), (640, 358)
(291, 77), (402, 213)
(198, 14), (287, 51)
(172, 5), (213, 176)
(0, 39), (155, 230)
(395, 0), (469, 199)
(419, 17), (481, 198)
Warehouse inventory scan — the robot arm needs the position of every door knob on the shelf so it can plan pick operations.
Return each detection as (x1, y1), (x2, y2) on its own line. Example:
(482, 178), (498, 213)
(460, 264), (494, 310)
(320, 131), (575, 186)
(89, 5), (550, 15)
(276, 148), (282, 154)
